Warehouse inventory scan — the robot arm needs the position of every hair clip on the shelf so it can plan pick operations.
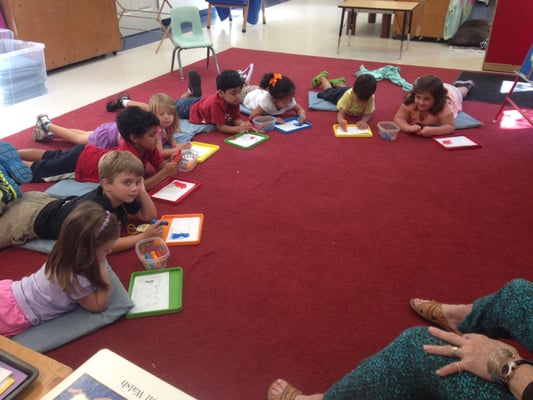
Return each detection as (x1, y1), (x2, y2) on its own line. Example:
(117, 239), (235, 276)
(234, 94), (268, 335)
(269, 73), (282, 87)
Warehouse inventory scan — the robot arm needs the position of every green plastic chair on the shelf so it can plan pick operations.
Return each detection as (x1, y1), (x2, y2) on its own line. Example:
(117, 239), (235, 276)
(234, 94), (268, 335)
(170, 6), (221, 79)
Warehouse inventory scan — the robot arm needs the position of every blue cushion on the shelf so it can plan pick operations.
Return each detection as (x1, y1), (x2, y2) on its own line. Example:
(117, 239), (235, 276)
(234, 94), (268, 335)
(240, 104), (252, 115)
(455, 111), (483, 129)
(308, 91), (337, 111)
(45, 179), (99, 198)
(16, 239), (56, 253)
(308, 91), (483, 130)
(11, 263), (134, 352)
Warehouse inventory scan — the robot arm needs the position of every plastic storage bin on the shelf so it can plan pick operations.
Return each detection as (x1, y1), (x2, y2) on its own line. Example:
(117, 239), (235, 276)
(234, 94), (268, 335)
(135, 237), (170, 270)
(177, 149), (199, 172)
(253, 115), (276, 132)
(0, 38), (47, 106)
(377, 121), (400, 141)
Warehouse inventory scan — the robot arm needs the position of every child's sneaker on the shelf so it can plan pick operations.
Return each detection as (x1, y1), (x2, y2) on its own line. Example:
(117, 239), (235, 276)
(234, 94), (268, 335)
(0, 163), (22, 209)
(0, 142), (33, 184)
(32, 125), (50, 142)
(311, 71), (329, 88)
(454, 80), (475, 90)
(188, 70), (202, 97)
(106, 92), (130, 112)
(33, 114), (53, 142)
(238, 63), (254, 85)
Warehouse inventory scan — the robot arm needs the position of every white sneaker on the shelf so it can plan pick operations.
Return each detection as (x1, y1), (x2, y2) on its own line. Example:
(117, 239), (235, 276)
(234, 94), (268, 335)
(239, 63), (254, 85)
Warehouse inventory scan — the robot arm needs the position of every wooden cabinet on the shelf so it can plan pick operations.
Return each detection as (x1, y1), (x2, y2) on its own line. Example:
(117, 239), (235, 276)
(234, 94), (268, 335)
(482, 0), (532, 72)
(0, 0), (121, 70)
(393, 0), (450, 40)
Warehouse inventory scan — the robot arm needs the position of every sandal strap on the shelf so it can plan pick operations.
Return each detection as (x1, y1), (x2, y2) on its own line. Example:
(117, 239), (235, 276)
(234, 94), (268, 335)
(409, 299), (452, 331)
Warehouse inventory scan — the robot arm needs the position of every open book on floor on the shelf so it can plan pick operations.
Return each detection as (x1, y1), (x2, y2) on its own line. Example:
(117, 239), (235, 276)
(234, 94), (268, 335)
(41, 348), (196, 400)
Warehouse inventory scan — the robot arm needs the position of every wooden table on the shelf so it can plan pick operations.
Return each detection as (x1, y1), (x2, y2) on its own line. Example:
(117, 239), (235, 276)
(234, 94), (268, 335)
(337, 0), (419, 58)
(0, 335), (72, 399)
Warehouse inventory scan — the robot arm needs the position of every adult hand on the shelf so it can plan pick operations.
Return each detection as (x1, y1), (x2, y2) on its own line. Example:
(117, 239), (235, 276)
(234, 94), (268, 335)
(424, 326), (519, 382)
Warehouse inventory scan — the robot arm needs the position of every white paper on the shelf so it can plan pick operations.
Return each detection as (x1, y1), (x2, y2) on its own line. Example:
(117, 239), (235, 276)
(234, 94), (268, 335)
(0, 366), (11, 383)
(335, 125), (371, 136)
(151, 179), (195, 202)
(275, 120), (310, 132)
(129, 271), (170, 314)
(435, 136), (478, 148)
(165, 216), (201, 244)
(229, 133), (265, 147)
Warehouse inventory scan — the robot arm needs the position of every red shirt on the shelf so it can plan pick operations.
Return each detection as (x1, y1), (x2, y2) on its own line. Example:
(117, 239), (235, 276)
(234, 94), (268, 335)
(75, 142), (164, 182)
(189, 92), (241, 126)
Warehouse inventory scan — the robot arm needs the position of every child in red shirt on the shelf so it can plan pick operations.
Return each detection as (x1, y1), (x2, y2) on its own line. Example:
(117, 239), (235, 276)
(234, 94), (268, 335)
(18, 107), (179, 191)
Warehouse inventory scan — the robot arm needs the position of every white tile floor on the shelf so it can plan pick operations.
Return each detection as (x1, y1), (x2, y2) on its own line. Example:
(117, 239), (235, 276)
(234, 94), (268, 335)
(0, 0), (486, 139)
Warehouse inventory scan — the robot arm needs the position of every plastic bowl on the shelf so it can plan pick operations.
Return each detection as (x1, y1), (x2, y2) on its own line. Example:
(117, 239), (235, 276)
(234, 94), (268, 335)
(178, 149), (199, 172)
(135, 237), (170, 270)
(253, 115), (276, 132)
(377, 121), (400, 141)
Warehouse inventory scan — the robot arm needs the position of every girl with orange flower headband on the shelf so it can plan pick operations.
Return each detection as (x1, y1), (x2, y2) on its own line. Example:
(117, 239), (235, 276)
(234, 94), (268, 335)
(241, 72), (306, 124)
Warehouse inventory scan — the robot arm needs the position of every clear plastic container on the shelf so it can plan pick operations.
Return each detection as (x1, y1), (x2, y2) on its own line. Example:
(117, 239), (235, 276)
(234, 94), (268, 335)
(178, 149), (199, 172)
(0, 38), (47, 106)
(253, 115), (276, 132)
(377, 121), (400, 141)
(135, 237), (170, 270)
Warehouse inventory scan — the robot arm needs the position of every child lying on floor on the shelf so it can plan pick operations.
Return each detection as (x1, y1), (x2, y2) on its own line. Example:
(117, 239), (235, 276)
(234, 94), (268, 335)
(312, 71), (377, 131)
(0, 202), (119, 337)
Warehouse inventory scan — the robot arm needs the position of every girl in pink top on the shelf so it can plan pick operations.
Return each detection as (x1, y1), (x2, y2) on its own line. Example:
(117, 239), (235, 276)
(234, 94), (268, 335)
(0, 202), (120, 337)
(393, 75), (474, 137)
(33, 93), (190, 159)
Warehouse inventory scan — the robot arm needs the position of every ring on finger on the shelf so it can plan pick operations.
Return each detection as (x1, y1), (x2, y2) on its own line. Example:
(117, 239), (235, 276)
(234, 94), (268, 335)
(456, 361), (463, 373)
(451, 346), (459, 357)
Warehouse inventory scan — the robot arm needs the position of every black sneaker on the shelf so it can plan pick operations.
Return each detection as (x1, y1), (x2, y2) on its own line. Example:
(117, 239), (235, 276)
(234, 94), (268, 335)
(106, 92), (130, 112)
(188, 70), (202, 98)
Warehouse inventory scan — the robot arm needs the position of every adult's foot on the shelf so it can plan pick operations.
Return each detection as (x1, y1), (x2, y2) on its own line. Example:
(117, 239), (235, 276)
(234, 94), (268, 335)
(268, 379), (323, 400)
(409, 298), (472, 334)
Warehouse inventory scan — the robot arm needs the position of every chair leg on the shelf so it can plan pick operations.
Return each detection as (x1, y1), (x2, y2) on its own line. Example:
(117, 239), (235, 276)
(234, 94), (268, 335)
(206, 48), (210, 69)
(261, 0), (266, 24)
(242, 5), (249, 32)
(209, 47), (221, 75)
(171, 47), (178, 72)
(177, 49), (185, 80)
(207, 4), (213, 29)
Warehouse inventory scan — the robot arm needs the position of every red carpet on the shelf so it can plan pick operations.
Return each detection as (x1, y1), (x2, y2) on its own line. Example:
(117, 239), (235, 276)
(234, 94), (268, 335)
(3, 48), (533, 399)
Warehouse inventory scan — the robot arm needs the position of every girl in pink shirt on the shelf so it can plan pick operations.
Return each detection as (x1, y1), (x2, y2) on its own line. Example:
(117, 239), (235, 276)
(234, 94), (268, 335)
(393, 75), (474, 137)
(0, 202), (120, 337)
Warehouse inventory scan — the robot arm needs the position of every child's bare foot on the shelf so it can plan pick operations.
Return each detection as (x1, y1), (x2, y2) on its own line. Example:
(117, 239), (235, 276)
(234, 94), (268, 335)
(409, 298), (472, 334)
(268, 379), (323, 400)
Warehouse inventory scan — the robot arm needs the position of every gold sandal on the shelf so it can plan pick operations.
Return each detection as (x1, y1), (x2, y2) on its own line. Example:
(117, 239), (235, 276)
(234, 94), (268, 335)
(409, 299), (452, 331)
(268, 379), (302, 400)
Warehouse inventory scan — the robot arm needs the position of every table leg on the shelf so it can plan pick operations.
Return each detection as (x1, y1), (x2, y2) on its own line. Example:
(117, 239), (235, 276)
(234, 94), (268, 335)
(338, 8), (347, 54)
(406, 10), (413, 51)
(399, 10), (407, 58)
